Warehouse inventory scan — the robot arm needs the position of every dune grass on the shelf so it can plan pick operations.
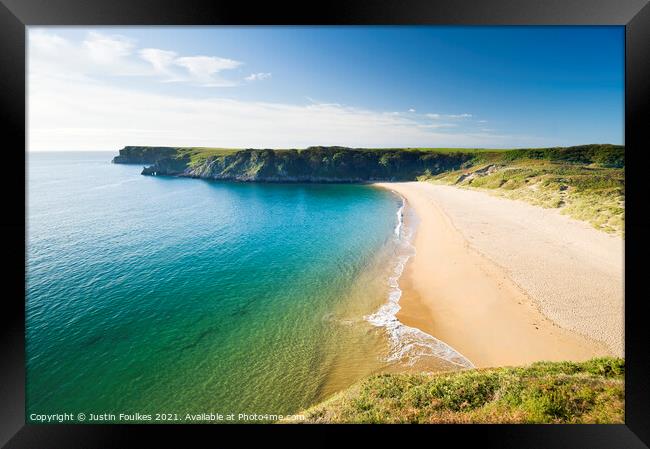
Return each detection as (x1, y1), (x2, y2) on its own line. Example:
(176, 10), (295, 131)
(423, 156), (624, 235)
(293, 357), (624, 424)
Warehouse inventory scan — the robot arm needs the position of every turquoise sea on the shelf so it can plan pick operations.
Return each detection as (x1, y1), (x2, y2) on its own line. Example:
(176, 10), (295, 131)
(26, 152), (464, 422)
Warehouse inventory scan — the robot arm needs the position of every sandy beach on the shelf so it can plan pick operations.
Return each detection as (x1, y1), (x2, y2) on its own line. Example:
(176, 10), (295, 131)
(374, 182), (624, 368)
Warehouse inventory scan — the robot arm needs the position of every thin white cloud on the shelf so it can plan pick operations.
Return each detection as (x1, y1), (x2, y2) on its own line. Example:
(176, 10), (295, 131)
(30, 30), (69, 52)
(29, 30), (247, 87)
(83, 31), (135, 65)
(420, 123), (458, 129)
(245, 72), (272, 82)
(139, 48), (178, 77)
(408, 108), (416, 113)
(174, 56), (242, 86)
(29, 29), (147, 79)
(427, 113), (474, 119)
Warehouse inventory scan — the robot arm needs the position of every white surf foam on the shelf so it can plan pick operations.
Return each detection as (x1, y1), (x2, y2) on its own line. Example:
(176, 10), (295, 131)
(365, 192), (474, 369)
(394, 200), (404, 237)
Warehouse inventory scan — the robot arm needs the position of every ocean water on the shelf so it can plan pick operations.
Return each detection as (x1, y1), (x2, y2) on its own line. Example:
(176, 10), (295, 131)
(26, 152), (463, 422)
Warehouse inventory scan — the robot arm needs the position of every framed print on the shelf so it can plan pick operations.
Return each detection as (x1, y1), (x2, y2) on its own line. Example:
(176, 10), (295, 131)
(1, 0), (649, 447)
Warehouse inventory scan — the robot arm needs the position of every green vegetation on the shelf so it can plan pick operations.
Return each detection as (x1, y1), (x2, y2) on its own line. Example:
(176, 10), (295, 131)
(292, 357), (624, 424)
(113, 144), (624, 234)
(174, 147), (240, 167)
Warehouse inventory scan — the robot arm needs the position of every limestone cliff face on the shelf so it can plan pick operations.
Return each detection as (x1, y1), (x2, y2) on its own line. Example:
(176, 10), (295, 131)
(136, 147), (475, 182)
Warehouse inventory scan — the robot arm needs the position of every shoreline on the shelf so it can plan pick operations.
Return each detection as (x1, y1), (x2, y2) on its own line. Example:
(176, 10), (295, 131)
(373, 182), (622, 368)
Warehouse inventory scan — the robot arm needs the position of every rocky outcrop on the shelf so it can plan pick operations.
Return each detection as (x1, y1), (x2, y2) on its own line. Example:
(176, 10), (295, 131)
(141, 154), (191, 176)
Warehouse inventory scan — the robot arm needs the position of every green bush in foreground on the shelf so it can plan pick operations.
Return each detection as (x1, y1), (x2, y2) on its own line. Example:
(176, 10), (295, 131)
(294, 358), (624, 424)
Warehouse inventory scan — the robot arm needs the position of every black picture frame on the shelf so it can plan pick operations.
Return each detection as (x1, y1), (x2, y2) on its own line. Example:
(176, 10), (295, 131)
(1, 0), (648, 447)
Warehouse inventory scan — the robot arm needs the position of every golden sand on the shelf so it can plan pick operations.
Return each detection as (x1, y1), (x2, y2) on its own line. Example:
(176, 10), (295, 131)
(375, 182), (622, 368)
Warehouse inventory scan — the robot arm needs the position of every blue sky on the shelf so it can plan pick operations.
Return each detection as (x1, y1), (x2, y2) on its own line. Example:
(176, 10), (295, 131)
(28, 26), (624, 151)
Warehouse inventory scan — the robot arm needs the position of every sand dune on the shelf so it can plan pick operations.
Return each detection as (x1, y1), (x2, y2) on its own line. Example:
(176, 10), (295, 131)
(375, 182), (623, 368)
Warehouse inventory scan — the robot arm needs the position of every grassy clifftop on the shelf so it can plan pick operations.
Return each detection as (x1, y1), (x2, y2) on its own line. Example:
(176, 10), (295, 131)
(113, 144), (622, 180)
(293, 357), (624, 424)
(112, 146), (239, 165)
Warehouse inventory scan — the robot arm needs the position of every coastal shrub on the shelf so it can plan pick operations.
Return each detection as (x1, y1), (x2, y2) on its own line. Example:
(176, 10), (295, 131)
(496, 144), (624, 167)
(295, 357), (624, 424)
(581, 357), (625, 377)
(412, 371), (503, 411)
(519, 376), (595, 422)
